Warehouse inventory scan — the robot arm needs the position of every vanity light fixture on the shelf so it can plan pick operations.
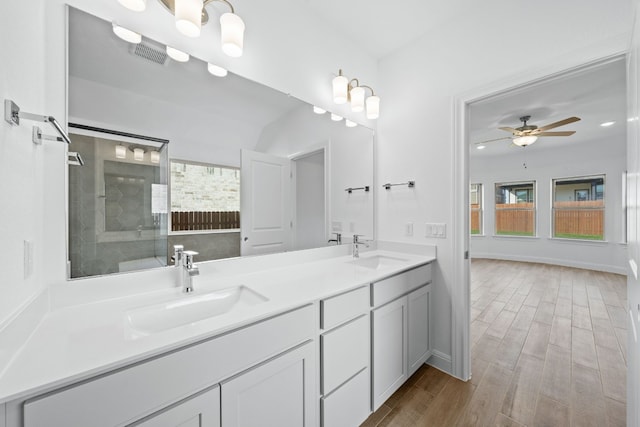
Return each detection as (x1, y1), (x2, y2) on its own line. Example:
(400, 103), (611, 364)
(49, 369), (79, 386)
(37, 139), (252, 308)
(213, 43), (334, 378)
(345, 119), (357, 128)
(166, 46), (190, 62)
(133, 147), (145, 161)
(332, 69), (380, 119)
(118, 0), (147, 11)
(150, 0), (245, 57)
(313, 106), (327, 114)
(512, 135), (538, 147)
(112, 23), (142, 44)
(115, 144), (127, 159)
(331, 113), (343, 122)
(150, 150), (160, 163)
(207, 63), (228, 77)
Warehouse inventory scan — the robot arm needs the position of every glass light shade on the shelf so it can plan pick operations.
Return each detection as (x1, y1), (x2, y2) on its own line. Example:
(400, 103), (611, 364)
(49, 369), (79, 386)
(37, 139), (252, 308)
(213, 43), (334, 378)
(150, 150), (160, 163)
(166, 46), (190, 62)
(207, 63), (228, 77)
(115, 144), (127, 159)
(345, 120), (357, 128)
(331, 113), (343, 122)
(313, 106), (326, 114)
(476, 145), (486, 150)
(366, 95), (380, 120)
(117, 0), (146, 12)
(332, 75), (348, 104)
(175, 0), (203, 37)
(350, 86), (365, 112)
(512, 135), (538, 147)
(133, 148), (144, 161)
(220, 13), (245, 58)
(112, 24), (141, 44)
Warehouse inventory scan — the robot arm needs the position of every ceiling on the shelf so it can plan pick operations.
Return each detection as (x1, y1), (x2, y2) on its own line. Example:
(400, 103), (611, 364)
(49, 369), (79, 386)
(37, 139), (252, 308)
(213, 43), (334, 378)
(468, 58), (627, 158)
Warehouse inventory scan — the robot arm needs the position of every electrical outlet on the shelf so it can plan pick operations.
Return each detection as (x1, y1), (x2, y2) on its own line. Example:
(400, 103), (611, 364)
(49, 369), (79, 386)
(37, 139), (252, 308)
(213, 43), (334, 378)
(405, 222), (413, 237)
(425, 223), (446, 238)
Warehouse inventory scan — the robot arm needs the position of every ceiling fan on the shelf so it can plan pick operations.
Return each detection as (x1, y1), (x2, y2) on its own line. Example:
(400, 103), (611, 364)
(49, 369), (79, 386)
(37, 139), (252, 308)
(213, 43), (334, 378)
(475, 115), (581, 147)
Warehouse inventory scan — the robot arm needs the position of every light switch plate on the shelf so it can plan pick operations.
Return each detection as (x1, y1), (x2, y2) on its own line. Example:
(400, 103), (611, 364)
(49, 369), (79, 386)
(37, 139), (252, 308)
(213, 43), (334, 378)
(405, 222), (414, 237)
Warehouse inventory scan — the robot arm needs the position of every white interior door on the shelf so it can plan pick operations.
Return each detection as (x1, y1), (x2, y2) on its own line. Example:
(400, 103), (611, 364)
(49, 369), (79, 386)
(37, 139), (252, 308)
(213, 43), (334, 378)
(241, 149), (291, 256)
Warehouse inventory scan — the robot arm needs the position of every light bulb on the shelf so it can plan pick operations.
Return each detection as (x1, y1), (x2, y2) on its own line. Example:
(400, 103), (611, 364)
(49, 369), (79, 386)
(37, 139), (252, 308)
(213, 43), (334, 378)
(115, 144), (127, 159)
(175, 0), (203, 38)
(332, 74), (348, 104)
(117, 0), (146, 12)
(220, 13), (245, 57)
(207, 63), (228, 77)
(166, 46), (190, 62)
(112, 23), (141, 44)
(350, 86), (365, 112)
(366, 95), (380, 120)
(345, 120), (357, 128)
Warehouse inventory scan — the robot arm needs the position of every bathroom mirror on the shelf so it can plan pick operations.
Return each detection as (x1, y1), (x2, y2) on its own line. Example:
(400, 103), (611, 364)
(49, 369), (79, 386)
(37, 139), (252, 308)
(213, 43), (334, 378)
(67, 6), (374, 278)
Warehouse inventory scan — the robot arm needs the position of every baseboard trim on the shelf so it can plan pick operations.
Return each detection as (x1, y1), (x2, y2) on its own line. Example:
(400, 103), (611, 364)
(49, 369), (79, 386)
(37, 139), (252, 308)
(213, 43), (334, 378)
(472, 253), (626, 275)
(427, 350), (453, 377)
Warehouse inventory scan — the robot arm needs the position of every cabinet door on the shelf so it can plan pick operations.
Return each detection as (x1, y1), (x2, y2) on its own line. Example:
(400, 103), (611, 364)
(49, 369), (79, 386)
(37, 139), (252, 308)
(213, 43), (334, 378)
(371, 297), (407, 411)
(408, 285), (431, 376)
(221, 342), (316, 427)
(131, 386), (220, 427)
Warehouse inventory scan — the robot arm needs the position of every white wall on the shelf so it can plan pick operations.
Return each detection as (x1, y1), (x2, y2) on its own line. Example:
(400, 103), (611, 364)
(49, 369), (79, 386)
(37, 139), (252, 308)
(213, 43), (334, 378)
(376, 1), (632, 374)
(294, 152), (325, 250)
(0, 0), (378, 326)
(470, 138), (626, 274)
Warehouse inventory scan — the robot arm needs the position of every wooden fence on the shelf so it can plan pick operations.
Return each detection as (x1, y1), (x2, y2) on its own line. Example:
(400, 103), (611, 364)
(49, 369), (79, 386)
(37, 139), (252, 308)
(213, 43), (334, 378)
(495, 203), (534, 235)
(471, 204), (481, 233)
(171, 211), (240, 231)
(553, 200), (604, 237)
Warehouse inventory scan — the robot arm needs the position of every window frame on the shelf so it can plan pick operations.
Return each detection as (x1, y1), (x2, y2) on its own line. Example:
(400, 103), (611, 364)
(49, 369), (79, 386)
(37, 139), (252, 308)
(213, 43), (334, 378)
(494, 180), (537, 237)
(551, 174), (606, 241)
(470, 183), (484, 236)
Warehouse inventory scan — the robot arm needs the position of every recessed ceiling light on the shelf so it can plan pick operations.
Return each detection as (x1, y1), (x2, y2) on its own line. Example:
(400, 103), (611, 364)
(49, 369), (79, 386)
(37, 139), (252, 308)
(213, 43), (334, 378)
(476, 145), (486, 150)
(313, 106), (326, 114)
(600, 121), (615, 127)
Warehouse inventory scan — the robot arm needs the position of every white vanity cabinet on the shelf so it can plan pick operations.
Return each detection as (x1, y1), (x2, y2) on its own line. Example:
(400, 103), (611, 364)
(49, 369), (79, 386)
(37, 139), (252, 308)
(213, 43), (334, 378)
(132, 386), (220, 427)
(319, 286), (371, 427)
(371, 264), (432, 411)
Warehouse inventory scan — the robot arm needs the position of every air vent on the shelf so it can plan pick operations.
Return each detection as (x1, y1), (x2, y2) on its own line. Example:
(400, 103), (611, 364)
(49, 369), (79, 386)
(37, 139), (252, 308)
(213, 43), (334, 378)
(129, 41), (168, 66)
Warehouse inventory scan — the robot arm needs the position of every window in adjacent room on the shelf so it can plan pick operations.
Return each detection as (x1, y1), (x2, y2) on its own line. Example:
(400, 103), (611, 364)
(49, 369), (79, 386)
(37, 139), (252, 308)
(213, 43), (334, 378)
(470, 183), (483, 235)
(494, 181), (536, 236)
(552, 175), (605, 240)
(170, 160), (240, 231)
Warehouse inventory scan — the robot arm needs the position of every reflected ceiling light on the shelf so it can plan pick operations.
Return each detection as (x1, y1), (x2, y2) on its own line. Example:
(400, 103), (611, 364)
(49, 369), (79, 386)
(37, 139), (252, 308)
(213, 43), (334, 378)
(207, 63), (228, 77)
(112, 23), (142, 44)
(133, 147), (145, 161)
(331, 113), (343, 122)
(628, 117), (639, 122)
(118, 0), (147, 12)
(166, 46), (190, 62)
(345, 120), (357, 128)
(332, 69), (380, 119)
(600, 121), (615, 127)
(313, 106), (327, 114)
(115, 144), (127, 159)
(155, 0), (245, 57)
(476, 145), (486, 150)
(512, 135), (538, 147)
(150, 150), (160, 163)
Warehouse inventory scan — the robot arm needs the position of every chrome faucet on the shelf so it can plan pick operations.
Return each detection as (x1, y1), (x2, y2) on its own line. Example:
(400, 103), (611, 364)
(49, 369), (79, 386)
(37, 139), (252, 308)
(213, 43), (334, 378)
(181, 250), (200, 293)
(173, 245), (184, 267)
(328, 232), (342, 245)
(352, 235), (369, 258)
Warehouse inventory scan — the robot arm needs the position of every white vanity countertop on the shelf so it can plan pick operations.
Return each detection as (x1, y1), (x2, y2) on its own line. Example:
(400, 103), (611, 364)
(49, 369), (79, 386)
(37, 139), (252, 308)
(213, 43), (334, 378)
(0, 248), (435, 403)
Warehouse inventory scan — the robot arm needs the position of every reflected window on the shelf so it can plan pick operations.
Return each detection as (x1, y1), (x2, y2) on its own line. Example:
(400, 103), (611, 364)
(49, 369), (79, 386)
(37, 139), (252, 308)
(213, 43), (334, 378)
(170, 160), (240, 231)
(552, 175), (605, 240)
(470, 183), (483, 235)
(494, 181), (536, 236)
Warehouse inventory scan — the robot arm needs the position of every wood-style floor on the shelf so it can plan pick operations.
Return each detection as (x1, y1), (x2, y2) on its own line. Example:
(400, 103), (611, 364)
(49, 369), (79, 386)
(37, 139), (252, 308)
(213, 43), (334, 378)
(361, 259), (627, 426)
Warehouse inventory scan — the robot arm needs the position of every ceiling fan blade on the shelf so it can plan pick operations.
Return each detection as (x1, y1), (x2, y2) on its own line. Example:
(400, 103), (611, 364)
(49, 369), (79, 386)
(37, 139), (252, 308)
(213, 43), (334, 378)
(536, 116), (581, 132)
(474, 136), (512, 145)
(498, 127), (519, 133)
(536, 131), (576, 137)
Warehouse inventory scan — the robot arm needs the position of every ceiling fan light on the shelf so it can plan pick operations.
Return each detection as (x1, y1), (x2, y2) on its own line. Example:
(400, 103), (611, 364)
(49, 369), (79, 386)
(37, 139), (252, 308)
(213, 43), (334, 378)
(175, 0), (203, 38)
(117, 0), (147, 12)
(366, 95), (380, 120)
(513, 135), (538, 147)
(112, 23), (142, 44)
(220, 13), (245, 57)
(350, 86), (365, 112)
(333, 74), (348, 104)
(166, 46), (190, 62)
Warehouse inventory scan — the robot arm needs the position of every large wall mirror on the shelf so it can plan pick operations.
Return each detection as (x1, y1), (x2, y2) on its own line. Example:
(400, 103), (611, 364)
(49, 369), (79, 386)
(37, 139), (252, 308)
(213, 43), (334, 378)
(67, 7), (374, 279)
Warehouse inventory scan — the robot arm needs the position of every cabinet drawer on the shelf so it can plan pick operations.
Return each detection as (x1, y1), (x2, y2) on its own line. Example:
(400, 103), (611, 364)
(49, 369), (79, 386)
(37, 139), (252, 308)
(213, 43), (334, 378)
(24, 305), (315, 427)
(321, 315), (369, 395)
(321, 285), (369, 330)
(321, 367), (370, 427)
(131, 386), (220, 427)
(371, 263), (432, 307)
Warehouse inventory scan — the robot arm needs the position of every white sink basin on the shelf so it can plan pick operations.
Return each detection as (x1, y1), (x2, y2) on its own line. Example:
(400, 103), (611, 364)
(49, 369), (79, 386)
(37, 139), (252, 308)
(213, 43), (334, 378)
(126, 286), (268, 335)
(349, 254), (408, 270)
